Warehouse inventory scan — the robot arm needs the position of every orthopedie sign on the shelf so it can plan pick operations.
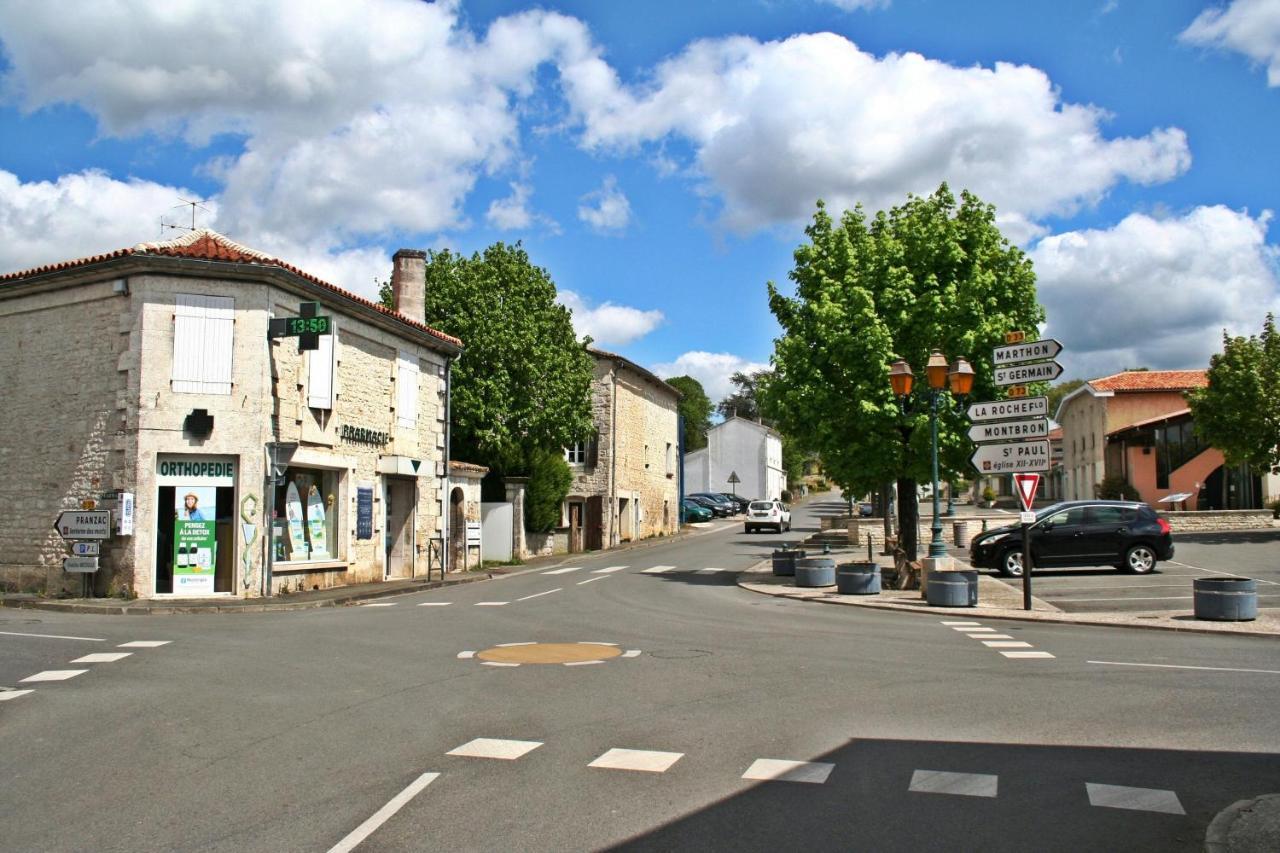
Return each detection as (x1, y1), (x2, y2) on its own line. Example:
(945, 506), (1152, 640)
(156, 455), (236, 487)
(966, 396), (1049, 422)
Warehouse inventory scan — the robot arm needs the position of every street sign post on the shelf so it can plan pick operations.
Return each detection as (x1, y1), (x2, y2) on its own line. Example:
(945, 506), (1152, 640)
(63, 556), (99, 573)
(968, 417), (1049, 443)
(967, 396), (1049, 422)
(71, 542), (100, 557)
(969, 439), (1051, 474)
(994, 360), (1063, 386)
(993, 338), (1063, 366)
(727, 470), (740, 496)
(54, 510), (112, 540)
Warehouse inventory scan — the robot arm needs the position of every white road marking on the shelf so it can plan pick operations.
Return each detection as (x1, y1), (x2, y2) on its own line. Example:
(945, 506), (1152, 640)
(980, 634), (1015, 640)
(697, 567), (728, 574)
(591, 566), (628, 574)
(742, 759), (834, 784)
(621, 650), (642, 658)
(474, 601), (508, 606)
(496, 642), (537, 647)
(0, 690), (34, 702)
(446, 738), (543, 760)
(71, 652), (132, 663)
(941, 621), (981, 627)
(418, 602), (452, 607)
(1086, 782), (1184, 815)
(577, 576), (609, 585)
(1000, 651), (1055, 659)
(118, 640), (171, 648)
(642, 565), (676, 574)
(0, 631), (105, 642)
(1088, 660), (1280, 676)
(362, 602), (398, 607)
(953, 626), (995, 632)
(564, 660), (604, 666)
(962, 630), (999, 636)
(326, 771), (440, 853)
(982, 641), (1033, 649)
(542, 566), (583, 575)
(517, 589), (561, 601)
(580, 642), (619, 646)
(21, 670), (88, 683)
(909, 770), (998, 798)
(589, 748), (684, 773)
(1168, 560), (1280, 586)
(481, 661), (520, 668)
(457, 651), (475, 659)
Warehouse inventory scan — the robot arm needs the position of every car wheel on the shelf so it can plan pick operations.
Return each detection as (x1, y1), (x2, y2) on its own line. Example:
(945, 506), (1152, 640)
(785, 521), (791, 532)
(745, 525), (754, 534)
(999, 548), (1024, 577)
(1123, 544), (1157, 574)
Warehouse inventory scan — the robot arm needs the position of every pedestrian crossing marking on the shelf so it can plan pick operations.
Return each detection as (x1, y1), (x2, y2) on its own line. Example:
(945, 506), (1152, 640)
(71, 652), (132, 663)
(1000, 651), (1055, 659)
(0, 690), (34, 702)
(418, 602), (452, 607)
(591, 566), (628, 574)
(589, 748), (684, 773)
(642, 565), (676, 574)
(742, 759), (834, 784)
(542, 566), (583, 575)
(20, 670), (88, 683)
(118, 641), (171, 648)
(982, 641), (1032, 648)
(447, 738), (543, 760)
(1086, 783), (1184, 815)
(909, 770), (998, 798)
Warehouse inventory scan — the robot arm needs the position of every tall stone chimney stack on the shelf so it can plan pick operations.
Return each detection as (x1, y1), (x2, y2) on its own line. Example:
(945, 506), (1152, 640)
(391, 249), (427, 325)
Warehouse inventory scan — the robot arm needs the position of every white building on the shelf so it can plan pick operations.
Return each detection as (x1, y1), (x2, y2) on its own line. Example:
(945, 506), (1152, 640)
(683, 417), (784, 501)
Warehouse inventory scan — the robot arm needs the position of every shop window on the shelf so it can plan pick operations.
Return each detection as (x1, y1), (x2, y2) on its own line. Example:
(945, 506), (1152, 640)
(173, 294), (234, 394)
(273, 467), (341, 563)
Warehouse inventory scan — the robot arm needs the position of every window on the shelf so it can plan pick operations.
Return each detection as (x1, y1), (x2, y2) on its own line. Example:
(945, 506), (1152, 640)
(173, 294), (233, 394)
(666, 442), (673, 474)
(307, 321), (336, 409)
(397, 351), (419, 428)
(1045, 507), (1087, 526)
(565, 442), (587, 465)
(1088, 506), (1137, 525)
(272, 467), (341, 563)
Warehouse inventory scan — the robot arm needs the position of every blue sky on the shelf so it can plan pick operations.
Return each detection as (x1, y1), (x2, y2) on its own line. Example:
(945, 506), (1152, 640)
(2, 0), (1278, 400)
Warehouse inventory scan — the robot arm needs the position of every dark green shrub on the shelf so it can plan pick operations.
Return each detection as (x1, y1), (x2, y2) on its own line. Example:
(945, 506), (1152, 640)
(525, 448), (573, 533)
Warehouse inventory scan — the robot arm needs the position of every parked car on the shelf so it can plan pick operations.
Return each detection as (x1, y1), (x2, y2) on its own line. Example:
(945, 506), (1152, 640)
(969, 500), (1174, 576)
(718, 493), (751, 513)
(687, 495), (731, 517)
(744, 499), (792, 533)
(681, 499), (713, 523)
(858, 502), (874, 517)
(690, 492), (738, 516)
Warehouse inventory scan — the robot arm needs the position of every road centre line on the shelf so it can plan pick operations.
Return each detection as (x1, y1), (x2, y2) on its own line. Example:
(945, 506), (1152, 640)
(542, 566), (583, 575)
(1168, 560), (1280, 585)
(1088, 660), (1280, 675)
(517, 589), (561, 601)
(418, 602), (452, 607)
(475, 601), (509, 606)
(0, 630), (105, 642)
(591, 566), (628, 574)
(577, 576), (609, 585)
(326, 771), (440, 853)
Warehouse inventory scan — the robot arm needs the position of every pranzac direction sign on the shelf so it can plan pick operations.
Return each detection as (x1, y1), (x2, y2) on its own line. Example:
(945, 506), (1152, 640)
(969, 439), (1051, 474)
(968, 416), (1049, 443)
(54, 510), (112, 540)
(994, 360), (1064, 386)
(966, 396), (1049, 422)
(992, 338), (1063, 366)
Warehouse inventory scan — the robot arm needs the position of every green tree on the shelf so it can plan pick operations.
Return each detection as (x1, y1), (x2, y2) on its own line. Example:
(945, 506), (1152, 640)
(1187, 315), (1280, 473)
(404, 243), (596, 472)
(1046, 378), (1085, 418)
(666, 375), (713, 451)
(717, 370), (766, 421)
(765, 185), (1044, 560)
(524, 448), (574, 533)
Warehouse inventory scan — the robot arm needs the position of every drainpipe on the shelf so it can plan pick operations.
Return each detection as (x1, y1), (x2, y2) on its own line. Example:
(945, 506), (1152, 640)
(611, 360), (621, 546)
(441, 355), (453, 578)
(677, 413), (685, 526)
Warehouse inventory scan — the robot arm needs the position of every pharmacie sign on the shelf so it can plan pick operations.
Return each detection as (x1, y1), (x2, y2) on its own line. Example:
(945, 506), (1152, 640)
(156, 455), (236, 487)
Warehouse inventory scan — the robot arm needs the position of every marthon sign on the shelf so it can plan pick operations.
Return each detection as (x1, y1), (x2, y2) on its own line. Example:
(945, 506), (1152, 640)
(992, 338), (1063, 366)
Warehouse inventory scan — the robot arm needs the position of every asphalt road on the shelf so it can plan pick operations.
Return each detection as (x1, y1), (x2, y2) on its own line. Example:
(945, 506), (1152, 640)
(2, 496), (1278, 852)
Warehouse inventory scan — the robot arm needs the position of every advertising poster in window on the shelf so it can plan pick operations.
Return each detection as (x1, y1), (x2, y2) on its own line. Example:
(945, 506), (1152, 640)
(284, 481), (309, 559)
(174, 487), (216, 594)
(305, 484), (330, 559)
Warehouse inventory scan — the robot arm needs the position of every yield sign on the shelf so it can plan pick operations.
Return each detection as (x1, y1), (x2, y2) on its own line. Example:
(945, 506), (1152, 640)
(1013, 473), (1040, 512)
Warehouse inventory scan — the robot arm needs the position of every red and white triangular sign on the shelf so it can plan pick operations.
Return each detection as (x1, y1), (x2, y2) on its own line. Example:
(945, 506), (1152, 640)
(1012, 473), (1040, 512)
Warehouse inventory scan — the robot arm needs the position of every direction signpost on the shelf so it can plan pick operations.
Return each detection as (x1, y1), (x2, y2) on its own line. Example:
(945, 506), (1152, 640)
(727, 470), (741, 497)
(968, 417), (1049, 443)
(994, 360), (1063, 386)
(969, 439), (1051, 474)
(1012, 472), (1041, 611)
(54, 510), (112, 540)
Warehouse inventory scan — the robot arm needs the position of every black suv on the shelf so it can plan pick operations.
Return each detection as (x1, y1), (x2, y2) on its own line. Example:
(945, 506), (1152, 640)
(969, 500), (1174, 576)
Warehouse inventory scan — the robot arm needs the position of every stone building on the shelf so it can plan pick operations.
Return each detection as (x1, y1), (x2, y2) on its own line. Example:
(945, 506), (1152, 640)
(552, 347), (681, 553)
(683, 416), (785, 502)
(0, 230), (465, 598)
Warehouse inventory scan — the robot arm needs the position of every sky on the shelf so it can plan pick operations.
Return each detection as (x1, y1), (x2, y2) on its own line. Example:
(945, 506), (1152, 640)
(1, 0), (1278, 401)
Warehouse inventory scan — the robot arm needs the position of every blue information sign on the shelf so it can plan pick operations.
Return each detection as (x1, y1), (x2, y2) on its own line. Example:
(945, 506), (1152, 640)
(356, 487), (374, 540)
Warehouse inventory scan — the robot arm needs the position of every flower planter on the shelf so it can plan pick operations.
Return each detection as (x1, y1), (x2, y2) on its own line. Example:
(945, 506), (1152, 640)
(836, 562), (880, 595)
(771, 548), (806, 577)
(1193, 576), (1257, 621)
(794, 556), (836, 587)
(924, 570), (978, 607)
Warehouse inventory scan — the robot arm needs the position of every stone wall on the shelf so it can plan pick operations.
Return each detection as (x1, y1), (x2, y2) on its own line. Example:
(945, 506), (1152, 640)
(1165, 510), (1278, 532)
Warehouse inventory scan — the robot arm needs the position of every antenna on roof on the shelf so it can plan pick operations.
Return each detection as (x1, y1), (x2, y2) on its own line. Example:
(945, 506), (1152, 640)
(159, 197), (211, 235)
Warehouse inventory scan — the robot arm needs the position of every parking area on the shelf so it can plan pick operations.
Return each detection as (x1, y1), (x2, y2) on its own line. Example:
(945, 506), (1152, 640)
(987, 530), (1280, 613)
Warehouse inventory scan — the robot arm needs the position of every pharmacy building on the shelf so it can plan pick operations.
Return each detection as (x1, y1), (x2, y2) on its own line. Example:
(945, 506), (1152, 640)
(0, 230), (465, 599)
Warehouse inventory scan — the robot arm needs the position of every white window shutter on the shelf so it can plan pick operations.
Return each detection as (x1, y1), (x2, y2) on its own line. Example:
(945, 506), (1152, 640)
(397, 351), (419, 428)
(307, 321), (335, 409)
(203, 295), (234, 394)
(171, 295), (205, 393)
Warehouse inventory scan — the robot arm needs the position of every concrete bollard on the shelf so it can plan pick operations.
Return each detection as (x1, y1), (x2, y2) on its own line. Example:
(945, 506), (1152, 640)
(846, 520), (860, 546)
(953, 521), (970, 549)
(1193, 577), (1257, 621)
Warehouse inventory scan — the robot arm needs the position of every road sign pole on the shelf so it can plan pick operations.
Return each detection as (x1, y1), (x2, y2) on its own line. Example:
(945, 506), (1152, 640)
(1022, 523), (1032, 611)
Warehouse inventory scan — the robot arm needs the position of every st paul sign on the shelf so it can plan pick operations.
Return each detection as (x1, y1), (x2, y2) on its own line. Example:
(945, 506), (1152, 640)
(970, 439), (1051, 474)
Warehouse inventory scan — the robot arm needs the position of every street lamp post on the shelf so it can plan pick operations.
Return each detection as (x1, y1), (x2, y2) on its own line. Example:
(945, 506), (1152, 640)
(889, 349), (975, 559)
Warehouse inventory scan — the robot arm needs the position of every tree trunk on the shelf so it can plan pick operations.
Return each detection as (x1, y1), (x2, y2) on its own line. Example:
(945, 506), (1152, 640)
(897, 477), (919, 562)
(881, 481), (894, 555)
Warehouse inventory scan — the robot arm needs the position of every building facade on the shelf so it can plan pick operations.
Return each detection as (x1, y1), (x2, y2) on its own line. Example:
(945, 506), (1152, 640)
(556, 348), (681, 553)
(683, 416), (785, 502)
(0, 231), (462, 598)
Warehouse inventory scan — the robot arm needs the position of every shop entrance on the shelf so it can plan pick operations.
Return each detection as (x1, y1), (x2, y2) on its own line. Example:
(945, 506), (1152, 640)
(154, 483), (235, 595)
(384, 478), (416, 579)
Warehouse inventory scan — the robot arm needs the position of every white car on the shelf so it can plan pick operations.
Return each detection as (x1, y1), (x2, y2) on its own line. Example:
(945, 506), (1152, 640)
(744, 500), (791, 533)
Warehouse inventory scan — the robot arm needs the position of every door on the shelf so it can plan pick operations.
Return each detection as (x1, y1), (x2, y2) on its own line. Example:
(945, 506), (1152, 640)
(1084, 505), (1139, 563)
(586, 496), (604, 551)
(1033, 505), (1089, 566)
(568, 502), (584, 553)
(384, 479), (415, 579)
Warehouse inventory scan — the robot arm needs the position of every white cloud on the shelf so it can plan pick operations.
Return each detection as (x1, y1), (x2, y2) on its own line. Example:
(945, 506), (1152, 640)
(558, 289), (663, 346)
(566, 32), (1190, 236)
(1031, 206), (1280, 379)
(1181, 0), (1280, 87)
(819, 0), (891, 10)
(577, 175), (632, 232)
(651, 351), (769, 403)
(487, 182), (535, 230)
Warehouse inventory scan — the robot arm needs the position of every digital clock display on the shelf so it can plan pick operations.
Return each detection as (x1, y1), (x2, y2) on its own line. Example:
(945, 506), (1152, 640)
(287, 316), (330, 334)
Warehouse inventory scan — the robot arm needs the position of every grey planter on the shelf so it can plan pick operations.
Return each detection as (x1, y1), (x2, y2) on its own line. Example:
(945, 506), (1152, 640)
(836, 562), (880, 595)
(1193, 576), (1257, 621)
(771, 548), (806, 577)
(925, 570), (978, 607)
(794, 556), (836, 587)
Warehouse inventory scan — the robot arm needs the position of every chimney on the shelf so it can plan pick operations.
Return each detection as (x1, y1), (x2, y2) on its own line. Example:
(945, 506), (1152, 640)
(391, 249), (427, 325)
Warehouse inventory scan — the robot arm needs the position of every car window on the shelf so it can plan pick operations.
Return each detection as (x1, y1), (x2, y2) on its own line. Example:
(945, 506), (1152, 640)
(749, 501), (773, 510)
(1044, 507), (1087, 526)
(1088, 506), (1137, 524)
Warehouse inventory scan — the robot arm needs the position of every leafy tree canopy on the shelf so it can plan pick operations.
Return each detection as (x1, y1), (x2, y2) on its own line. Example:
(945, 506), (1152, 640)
(666, 375), (713, 451)
(717, 371), (766, 422)
(764, 184), (1045, 520)
(1046, 378), (1085, 418)
(408, 242), (596, 472)
(1187, 315), (1280, 473)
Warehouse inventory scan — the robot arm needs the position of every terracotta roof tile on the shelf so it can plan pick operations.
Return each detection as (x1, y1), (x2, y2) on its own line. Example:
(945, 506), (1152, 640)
(0, 229), (462, 349)
(1088, 370), (1207, 393)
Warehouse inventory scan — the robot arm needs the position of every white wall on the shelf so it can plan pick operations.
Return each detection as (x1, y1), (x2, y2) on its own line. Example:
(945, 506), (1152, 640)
(698, 419), (784, 501)
(682, 447), (709, 494)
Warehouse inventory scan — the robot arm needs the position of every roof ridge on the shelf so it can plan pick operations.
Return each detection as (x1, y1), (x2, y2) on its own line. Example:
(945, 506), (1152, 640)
(133, 228), (276, 261)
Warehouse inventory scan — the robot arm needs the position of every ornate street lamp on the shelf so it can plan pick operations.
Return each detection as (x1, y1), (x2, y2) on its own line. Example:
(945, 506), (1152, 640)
(890, 349), (974, 558)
